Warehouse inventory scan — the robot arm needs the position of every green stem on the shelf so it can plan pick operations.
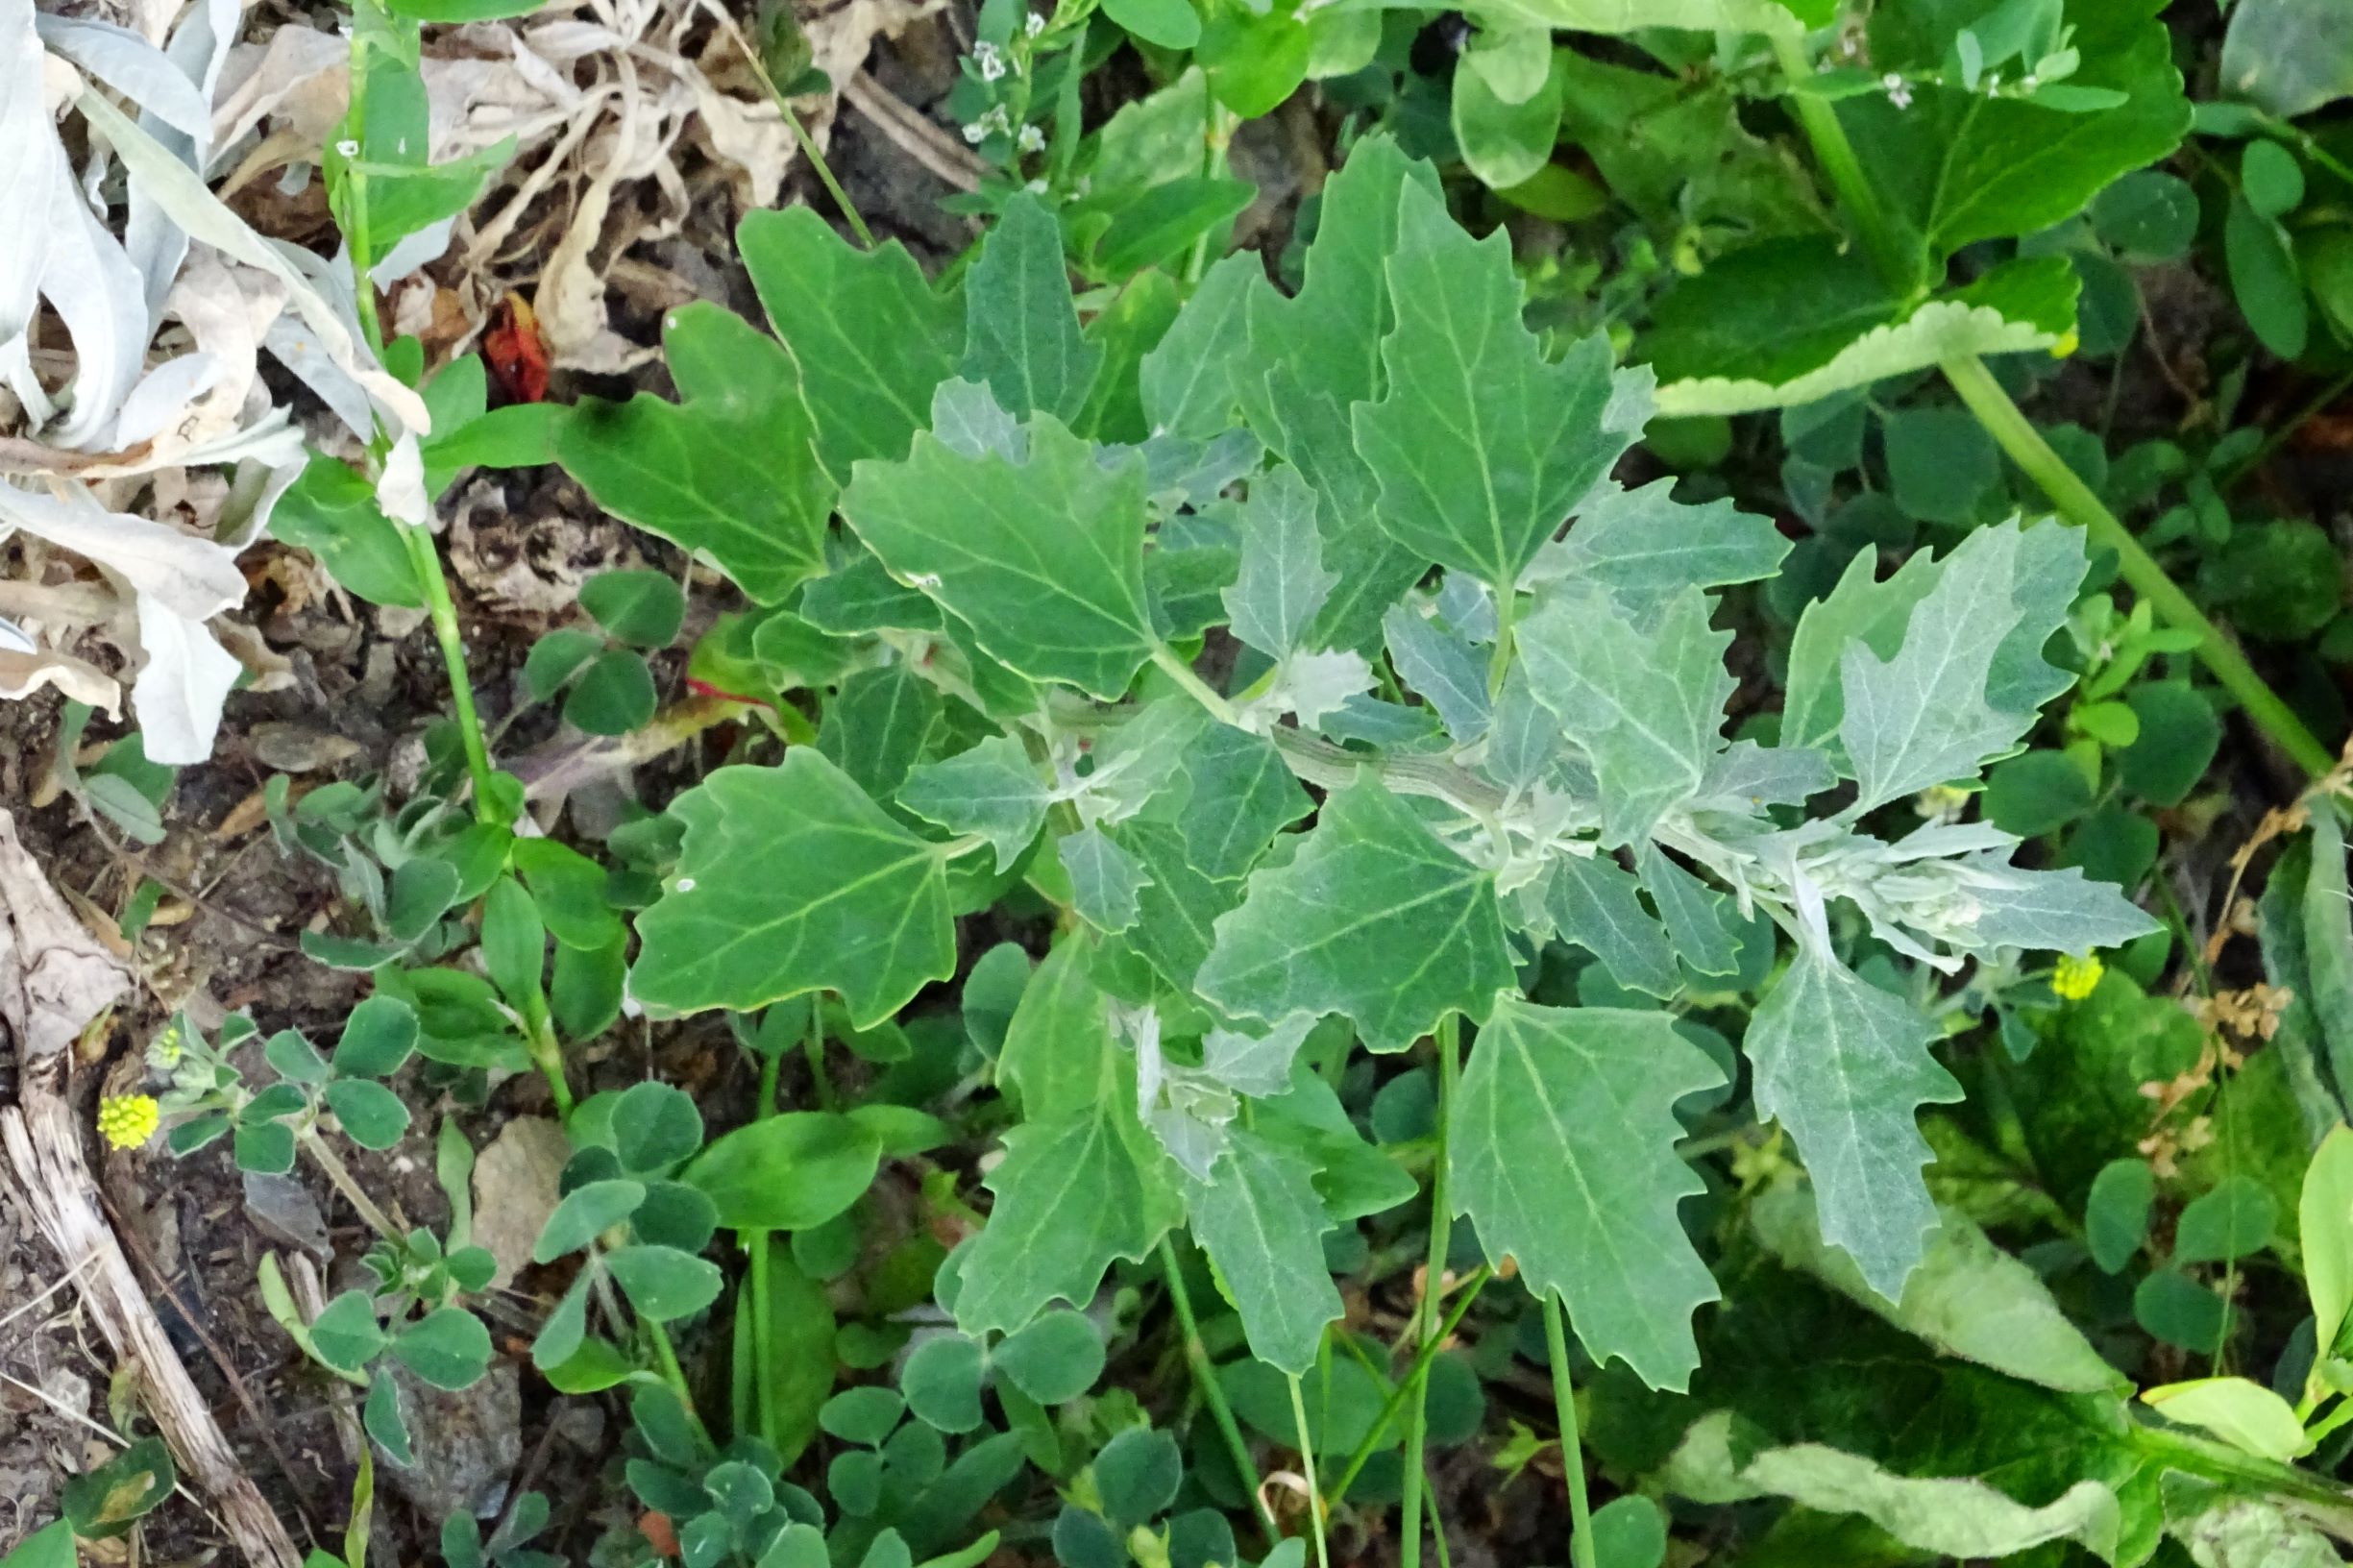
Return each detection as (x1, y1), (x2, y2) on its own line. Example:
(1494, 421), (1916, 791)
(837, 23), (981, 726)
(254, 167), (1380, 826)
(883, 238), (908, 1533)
(1763, 26), (2335, 780)
(301, 1128), (401, 1240)
(1767, 32), (1917, 293)
(1322, 1267), (1491, 1511)
(2218, 366), (2353, 495)
(1288, 1375), (1330, 1568)
(703, 1), (874, 248)
(1488, 586), (1516, 699)
(643, 1315), (709, 1443)
(341, 29), (385, 357)
(1400, 1017), (1461, 1568)
(748, 1046), (783, 1446)
(1152, 643), (1240, 726)
(1158, 1238), (1277, 1541)
(1543, 1294), (1598, 1568)
(803, 993), (835, 1111)
(1941, 355), (2334, 777)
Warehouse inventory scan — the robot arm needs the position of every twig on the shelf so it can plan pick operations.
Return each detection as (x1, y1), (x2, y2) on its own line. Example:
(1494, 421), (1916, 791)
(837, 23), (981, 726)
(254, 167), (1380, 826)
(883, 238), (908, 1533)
(844, 70), (989, 192)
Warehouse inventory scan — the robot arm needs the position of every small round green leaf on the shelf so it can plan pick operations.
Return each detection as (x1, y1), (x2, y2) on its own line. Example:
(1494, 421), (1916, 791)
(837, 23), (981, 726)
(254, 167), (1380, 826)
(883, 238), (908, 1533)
(581, 569), (687, 648)
(604, 1243), (723, 1322)
(631, 1180), (721, 1254)
(828, 1449), (884, 1517)
(1093, 1426), (1181, 1530)
(2175, 1176), (2278, 1264)
(2243, 138), (2307, 219)
(2136, 1268), (2230, 1354)
(334, 995), (420, 1079)
(2086, 1158), (2155, 1274)
(386, 855), (462, 944)
(2119, 682), (2221, 807)
(326, 1079), (412, 1150)
(564, 649), (657, 735)
(310, 1290), (388, 1373)
(392, 1308), (494, 1390)
(2226, 192), (2310, 359)
(682, 1111), (882, 1230)
(1101, 0), (1197, 48)
(264, 1028), (331, 1085)
(819, 1385), (906, 1446)
(900, 1334), (986, 1433)
(526, 628), (602, 700)
(992, 1309), (1105, 1405)
(534, 1179), (649, 1262)
(1588, 1494), (1667, 1568)
(2091, 170), (2198, 262)
(1983, 751), (2096, 836)
(612, 1081), (704, 1176)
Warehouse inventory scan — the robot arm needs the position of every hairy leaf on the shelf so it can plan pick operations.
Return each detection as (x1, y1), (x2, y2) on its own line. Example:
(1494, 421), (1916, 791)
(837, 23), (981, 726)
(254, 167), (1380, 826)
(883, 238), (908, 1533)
(631, 754), (955, 1028)
(1452, 998), (1724, 1388)
(1198, 775), (1514, 1051)
(1185, 1127), (1341, 1375)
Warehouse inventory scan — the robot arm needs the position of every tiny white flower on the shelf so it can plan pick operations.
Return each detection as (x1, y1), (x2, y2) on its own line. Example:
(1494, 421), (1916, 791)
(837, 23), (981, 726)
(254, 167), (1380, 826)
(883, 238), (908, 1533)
(963, 120), (987, 143)
(974, 41), (1007, 82)
(1882, 72), (1912, 110)
(1017, 123), (1045, 153)
(1024, 11), (1045, 36)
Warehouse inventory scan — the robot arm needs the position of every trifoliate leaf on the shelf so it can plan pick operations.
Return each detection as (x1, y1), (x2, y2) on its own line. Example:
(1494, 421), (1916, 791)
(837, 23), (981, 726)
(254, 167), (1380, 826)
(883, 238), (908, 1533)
(1222, 464), (1335, 661)
(842, 417), (1158, 699)
(1746, 943), (1961, 1299)
(1383, 603), (1490, 745)
(631, 753), (955, 1028)
(897, 736), (1049, 871)
(961, 192), (1101, 424)
(1452, 997), (1724, 1389)
(1544, 853), (1681, 998)
(1198, 774), (1513, 1051)
(1519, 583), (1733, 846)
(1354, 179), (1640, 592)
(1061, 826), (1153, 935)
(740, 207), (964, 479)
(1529, 479), (1791, 610)
(1185, 1127), (1341, 1375)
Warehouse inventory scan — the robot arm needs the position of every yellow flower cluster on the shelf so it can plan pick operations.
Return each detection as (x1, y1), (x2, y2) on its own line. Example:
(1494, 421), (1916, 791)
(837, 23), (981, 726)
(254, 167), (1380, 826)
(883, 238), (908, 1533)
(97, 1094), (159, 1151)
(2051, 952), (2105, 1002)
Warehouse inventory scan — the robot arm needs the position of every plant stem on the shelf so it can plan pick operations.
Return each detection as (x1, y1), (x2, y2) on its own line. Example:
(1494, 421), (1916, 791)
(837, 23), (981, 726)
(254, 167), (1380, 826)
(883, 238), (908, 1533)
(1151, 643), (1240, 726)
(1941, 354), (2334, 777)
(1400, 1017), (1461, 1568)
(803, 993), (835, 1111)
(1287, 1374), (1330, 1568)
(1762, 28), (2336, 780)
(747, 1044), (783, 1446)
(1323, 1267), (1491, 1509)
(697, 0), (874, 248)
(1766, 33), (1916, 293)
(1542, 1294), (1598, 1568)
(642, 1314), (709, 1442)
(301, 1128), (401, 1240)
(1158, 1237), (1278, 1540)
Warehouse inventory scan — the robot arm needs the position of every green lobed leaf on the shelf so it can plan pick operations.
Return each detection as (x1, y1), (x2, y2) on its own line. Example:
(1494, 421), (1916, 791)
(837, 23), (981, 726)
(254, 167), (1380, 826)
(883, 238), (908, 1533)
(1745, 945), (1961, 1300)
(960, 192), (1101, 423)
(1519, 583), (1733, 846)
(896, 736), (1050, 872)
(818, 663), (944, 803)
(1531, 478), (1790, 609)
(1184, 1127), (1342, 1376)
(1221, 464), (1336, 662)
(554, 305), (831, 604)
(841, 417), (1159, 699)
(631, 753), (956, 1028)
(739, 207), (965, 480)
(1198, 774), (1515, 1052)
(1451, 998), (1725, 1390)
(1353, 180), (1639, 593)
(1542, 853), (1681, 998)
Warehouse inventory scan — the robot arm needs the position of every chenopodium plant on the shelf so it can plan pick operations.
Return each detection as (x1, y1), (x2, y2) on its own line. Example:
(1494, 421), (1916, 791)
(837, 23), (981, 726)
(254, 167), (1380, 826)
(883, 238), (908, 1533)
(563, 135), (2155, 1395)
